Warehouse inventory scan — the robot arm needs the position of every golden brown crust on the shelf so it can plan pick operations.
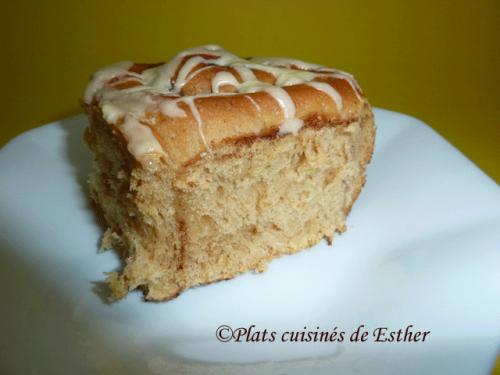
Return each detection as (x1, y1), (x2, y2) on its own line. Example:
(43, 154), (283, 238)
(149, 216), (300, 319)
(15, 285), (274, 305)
(152, 78), (365, 168)
(85, 83), (367, 168)
(84, 47), (370, 169)
(83, 48), (376, 302)
(85, 99), (376, 302)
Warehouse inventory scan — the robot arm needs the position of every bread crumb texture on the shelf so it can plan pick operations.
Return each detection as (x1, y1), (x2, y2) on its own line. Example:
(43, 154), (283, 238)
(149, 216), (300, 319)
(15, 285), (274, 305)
(85, 104), (375, 301)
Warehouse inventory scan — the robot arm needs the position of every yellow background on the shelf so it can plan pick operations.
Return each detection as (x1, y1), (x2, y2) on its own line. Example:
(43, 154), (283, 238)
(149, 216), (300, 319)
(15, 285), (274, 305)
(0, 1), (499, 373)
(2, 0), (499, 182)
(2, 0), (499, 181)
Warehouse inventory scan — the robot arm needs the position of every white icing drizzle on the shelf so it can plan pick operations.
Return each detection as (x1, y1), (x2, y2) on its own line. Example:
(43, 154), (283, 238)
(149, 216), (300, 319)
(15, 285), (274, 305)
(160, 100), (187, 118)
(278, 118), (304, 135)
(184, 64), (213, 82)
(264, 87), (304, 135)
(182, 97), (211, 151)
(100, 89), (155, 122)
(274, 70), (316, 86)
(244, 95), (262, 113)
(150, 45), (228, 89)
(155, 45), (241, 90)
(248, 56), (361, 98)
(238, 81), (273, 94)
(120, 115), (165, 158)
(264, 87), (296, 118)
(150, 55), (184, 89)
(249, 56), (337, 73)
(85, 45), (364, 163)
(174, 56), (207, 91)
(211, 71), (239, 93)
(306, 82), (343, 110)
(84, 61), (134, 104)
(330, 73), (362, 100)
(232, 65), (257, 82)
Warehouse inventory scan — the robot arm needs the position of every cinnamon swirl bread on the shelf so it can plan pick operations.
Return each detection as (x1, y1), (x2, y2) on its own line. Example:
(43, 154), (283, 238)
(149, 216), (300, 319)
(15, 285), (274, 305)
(83, 45), (375, 301)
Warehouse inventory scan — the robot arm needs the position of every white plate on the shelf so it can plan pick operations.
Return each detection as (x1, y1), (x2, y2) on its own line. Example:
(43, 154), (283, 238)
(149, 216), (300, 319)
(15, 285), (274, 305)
(0, 109), (499, 375)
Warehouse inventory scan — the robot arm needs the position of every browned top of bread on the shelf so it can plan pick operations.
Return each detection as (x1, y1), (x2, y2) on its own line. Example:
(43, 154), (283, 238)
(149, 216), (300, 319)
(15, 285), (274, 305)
(83, 45), (369, 168)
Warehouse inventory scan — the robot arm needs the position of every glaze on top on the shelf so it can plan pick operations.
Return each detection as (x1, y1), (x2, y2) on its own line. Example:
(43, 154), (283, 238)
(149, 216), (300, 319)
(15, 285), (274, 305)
(85, 45), (362, 163)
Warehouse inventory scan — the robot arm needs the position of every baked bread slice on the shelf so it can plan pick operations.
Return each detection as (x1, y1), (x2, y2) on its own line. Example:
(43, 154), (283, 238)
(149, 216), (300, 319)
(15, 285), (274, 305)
(83, 45), (375, 301)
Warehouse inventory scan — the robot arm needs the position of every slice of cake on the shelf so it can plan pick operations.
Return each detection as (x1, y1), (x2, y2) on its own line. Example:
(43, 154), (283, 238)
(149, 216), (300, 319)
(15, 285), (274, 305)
(83, 45), (375, 301)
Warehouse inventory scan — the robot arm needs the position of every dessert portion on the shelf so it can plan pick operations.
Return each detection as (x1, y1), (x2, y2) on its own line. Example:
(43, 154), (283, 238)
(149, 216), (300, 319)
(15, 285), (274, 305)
(83, 45), (375, 301)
